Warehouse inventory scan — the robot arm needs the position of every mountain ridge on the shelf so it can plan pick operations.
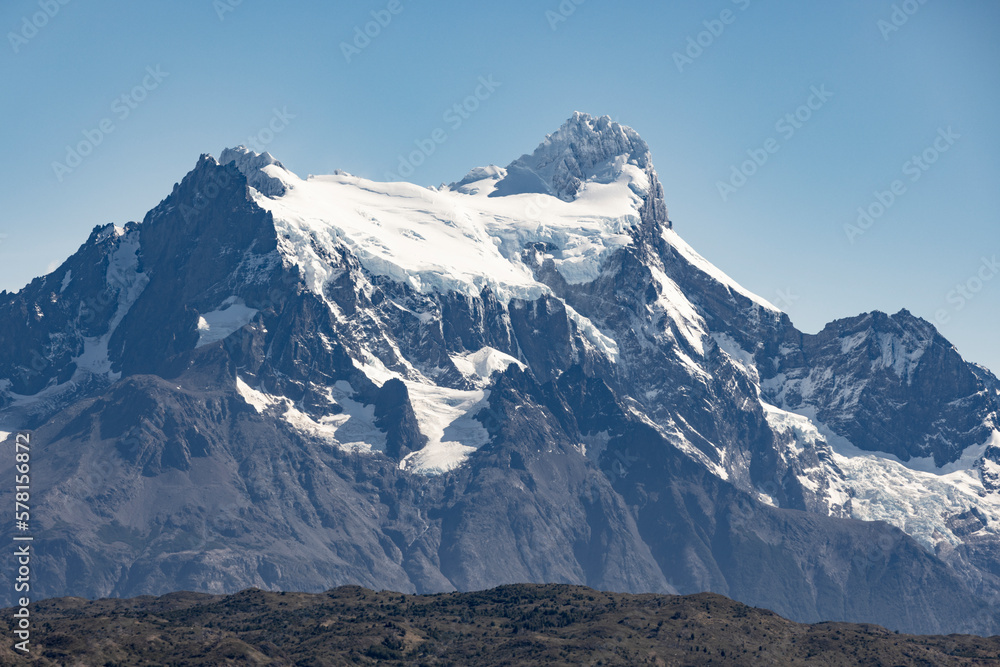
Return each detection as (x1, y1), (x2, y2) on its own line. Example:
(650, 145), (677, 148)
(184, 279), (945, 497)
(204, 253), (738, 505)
(1, 113), (998, 635)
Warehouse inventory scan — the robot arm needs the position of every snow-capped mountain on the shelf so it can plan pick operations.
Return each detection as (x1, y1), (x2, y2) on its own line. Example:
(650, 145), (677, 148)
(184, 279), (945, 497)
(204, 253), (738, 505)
(1, 113), (998, 634)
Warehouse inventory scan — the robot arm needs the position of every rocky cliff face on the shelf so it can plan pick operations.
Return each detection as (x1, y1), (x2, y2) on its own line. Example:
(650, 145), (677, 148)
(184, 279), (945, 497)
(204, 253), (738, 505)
(762, 309), (998, 467)
(1, 113), (998, 635)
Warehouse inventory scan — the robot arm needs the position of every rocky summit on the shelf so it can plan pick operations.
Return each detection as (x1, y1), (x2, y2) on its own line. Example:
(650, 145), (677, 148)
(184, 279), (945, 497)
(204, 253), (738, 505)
(1, 113), (998, 635)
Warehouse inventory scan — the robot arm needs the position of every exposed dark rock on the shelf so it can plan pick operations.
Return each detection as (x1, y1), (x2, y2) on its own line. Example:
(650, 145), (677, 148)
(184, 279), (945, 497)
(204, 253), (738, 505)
(0, 118), (997, 638)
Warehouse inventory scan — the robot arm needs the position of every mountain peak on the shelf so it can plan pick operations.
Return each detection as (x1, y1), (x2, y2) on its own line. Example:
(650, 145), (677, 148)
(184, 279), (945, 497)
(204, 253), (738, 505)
(490, 112), (655, 203)
(4, 111), (1000, 637)
(218, 145), (290, 197)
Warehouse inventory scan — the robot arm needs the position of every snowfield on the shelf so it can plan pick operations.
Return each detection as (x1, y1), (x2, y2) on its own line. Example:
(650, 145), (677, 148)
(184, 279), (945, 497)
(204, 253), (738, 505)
(251, 161), (645, 302)
(218, 141), (1000, 540)
(763, 401), (1000, 551)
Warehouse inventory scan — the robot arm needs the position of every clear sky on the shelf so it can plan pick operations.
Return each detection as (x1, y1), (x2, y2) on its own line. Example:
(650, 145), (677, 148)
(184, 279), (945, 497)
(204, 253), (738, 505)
(2, 0), (998, 373)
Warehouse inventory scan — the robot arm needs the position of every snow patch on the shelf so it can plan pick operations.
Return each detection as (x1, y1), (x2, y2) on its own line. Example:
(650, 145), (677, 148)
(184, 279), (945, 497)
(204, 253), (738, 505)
(763, 400), (1000, 551)
(281, 382), (386, 453)
(72, 229), (149, 379)
(451, 347), (524, 384)
(236, 377), (277, 414)
(400, 383), (490, 474)
(196, 298), (259, 347)
(711, 333), (758, 382)
(564, 304), (620, 363)
(273, 354), (499, 474)
(875, 331), (928, 384)
(580, 430), (611, 462)
(662, 228), (779, 312)
(236, 377), (387, 453)
(648, 264), (707, 356)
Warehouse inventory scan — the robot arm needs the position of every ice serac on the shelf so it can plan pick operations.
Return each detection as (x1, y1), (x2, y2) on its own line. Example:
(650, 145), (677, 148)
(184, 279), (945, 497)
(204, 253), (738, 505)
(219, 146), (289, 197)
(491, 112), (669, 239)
(493, 113), (654, 205)
(1, 113), (999, 636)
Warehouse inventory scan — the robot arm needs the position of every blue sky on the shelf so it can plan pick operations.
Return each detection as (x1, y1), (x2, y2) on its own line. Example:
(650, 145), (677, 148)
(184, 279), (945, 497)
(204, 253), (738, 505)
(2, 0), (998, 372)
